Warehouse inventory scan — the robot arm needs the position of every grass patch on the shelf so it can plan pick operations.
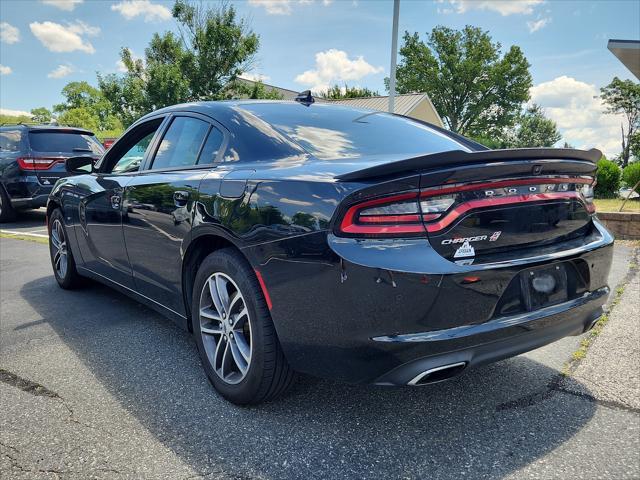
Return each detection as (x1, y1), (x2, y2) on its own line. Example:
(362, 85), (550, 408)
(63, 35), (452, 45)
(0, 232), (49, 245)
(593, 197), (640, 213)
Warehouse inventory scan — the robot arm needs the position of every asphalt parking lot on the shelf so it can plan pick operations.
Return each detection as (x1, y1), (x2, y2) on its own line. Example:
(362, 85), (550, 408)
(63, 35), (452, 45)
(1, 209), (639, 479)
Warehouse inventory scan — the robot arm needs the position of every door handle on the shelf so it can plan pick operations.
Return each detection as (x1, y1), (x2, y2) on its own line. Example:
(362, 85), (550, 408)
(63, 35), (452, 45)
(173, 190), (189, 207)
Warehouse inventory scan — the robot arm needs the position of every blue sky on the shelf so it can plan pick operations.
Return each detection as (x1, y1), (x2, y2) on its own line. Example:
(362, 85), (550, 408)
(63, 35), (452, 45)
(1, 0), (638, 155)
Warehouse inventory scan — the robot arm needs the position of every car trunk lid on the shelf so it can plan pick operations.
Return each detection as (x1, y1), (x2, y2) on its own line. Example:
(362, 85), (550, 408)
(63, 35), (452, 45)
(335, 148), (598, 263)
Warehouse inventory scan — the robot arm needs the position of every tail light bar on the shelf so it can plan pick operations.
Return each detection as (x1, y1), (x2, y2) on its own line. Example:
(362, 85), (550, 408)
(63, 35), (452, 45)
(338, 177), (595, 237)
(17, 157), (62, 171)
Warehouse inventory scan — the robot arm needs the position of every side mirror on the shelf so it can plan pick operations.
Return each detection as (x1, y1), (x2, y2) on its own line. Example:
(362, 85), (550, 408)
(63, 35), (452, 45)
(65, 156), (95, 174)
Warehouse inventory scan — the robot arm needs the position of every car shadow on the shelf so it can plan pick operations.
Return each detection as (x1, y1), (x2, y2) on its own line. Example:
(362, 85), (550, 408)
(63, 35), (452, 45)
(19, 274), (596, 480)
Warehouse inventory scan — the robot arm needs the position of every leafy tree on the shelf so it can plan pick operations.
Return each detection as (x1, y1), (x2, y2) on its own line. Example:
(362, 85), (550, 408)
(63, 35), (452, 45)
(227, 79), (283, 100)
(54, 81), (123, 138)
(501, 104), (562, 148)
(629, 131), (640, 162)
(0, 113), (32, 125)
(390, 25), (532, 138)
(322, 84), (379, 99)
(622, 162), (640, 192)
(30, 107), (52, 124)
(99, 0), (260, 127)
(595, 157), (621, 198)
(600, 77), (640, 167)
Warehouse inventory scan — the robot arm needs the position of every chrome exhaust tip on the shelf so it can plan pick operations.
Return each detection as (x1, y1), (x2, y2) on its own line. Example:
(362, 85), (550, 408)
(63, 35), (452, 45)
(407, 361), (467, 386)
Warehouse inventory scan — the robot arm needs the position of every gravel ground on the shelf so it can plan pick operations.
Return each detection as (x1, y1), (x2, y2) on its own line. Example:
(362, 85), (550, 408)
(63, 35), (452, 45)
(1, 231), (639, 480)
(563, 265), (640, 410)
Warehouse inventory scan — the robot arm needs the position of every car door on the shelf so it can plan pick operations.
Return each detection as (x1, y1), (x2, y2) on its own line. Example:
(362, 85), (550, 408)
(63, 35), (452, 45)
(122, 113), (227, 315)
(75, 117), (166, 288)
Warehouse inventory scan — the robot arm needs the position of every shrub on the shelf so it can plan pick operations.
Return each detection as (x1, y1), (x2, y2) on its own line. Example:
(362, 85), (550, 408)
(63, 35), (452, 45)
(622, 162), (640, 192)
(595, 158), (621, 198)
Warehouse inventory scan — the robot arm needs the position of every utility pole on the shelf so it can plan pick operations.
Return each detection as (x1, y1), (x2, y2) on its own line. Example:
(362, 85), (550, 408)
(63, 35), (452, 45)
(388, 0), (400, 113)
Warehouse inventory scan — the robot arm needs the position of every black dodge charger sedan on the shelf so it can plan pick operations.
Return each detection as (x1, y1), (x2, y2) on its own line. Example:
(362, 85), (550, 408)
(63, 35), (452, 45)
(47, 99), (614, 405)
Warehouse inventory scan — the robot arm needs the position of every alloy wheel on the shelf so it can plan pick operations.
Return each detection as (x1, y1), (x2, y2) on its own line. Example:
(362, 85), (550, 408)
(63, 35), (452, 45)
(198, 272), (252, 384)
(50, 219), (68, 279)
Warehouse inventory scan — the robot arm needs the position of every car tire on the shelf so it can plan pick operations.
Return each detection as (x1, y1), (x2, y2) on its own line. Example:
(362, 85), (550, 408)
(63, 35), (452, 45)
(0, 185), (16, 223)
(48, 208), (83, 289)
(191, 248), (296, 405)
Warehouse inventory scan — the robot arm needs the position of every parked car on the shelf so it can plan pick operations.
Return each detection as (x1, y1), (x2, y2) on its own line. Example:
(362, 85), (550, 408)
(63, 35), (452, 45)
(619, 187), (640, 199)
(47, 100), (614, 405)
(0, 125), (104, 222)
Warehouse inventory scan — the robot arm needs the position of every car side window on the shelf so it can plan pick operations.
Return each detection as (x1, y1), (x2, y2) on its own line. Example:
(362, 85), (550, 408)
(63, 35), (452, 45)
(196, 126), (224, 165)
(112, 131), (156, 173)
(0, 129), (22, 151)
(151, 117), (210, 170)
(100, 118), (163, 174)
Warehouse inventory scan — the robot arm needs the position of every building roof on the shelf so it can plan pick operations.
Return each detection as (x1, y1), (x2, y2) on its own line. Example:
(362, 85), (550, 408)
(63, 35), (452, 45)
(326, 93), (425, 115)
(326, 93), (444, 127)
(607, 39), (640, 80)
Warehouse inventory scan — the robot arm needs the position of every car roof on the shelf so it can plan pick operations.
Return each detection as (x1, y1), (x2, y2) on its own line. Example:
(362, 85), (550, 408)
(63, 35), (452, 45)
(137, 99), (376, 123)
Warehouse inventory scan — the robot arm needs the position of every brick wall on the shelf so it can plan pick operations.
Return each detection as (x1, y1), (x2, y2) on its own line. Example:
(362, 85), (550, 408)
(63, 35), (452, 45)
(597, 212), (640, 240)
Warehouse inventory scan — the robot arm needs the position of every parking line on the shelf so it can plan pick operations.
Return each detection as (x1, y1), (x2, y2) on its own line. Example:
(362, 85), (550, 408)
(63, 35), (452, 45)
(0, 230), (49, 239)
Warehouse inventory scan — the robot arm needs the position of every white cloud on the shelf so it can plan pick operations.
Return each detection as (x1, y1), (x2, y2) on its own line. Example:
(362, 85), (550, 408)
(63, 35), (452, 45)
(0, 64), (13, 75)
(295, 49), (383, 94)
(41, 0), (84, 11)
(440, 0), (544, 16)
(249, 0), (333, 15)
(0, 108), (32, 117)
(47, 64), (74, 78)
(1, 22), (20, 44)
(30, 20), (99, 54)
(249, 0), (293, 15)
(527, 17), (551, 33)
(529, 76), (625, 157)
(241, 72), (271, 82)
(111, 0), (172, 22)
(116, 60), (128, 73)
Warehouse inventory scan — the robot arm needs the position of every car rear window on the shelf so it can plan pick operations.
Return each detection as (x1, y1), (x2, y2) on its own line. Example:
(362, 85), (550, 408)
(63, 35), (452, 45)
(28, 131), (104, 155)
(240, 103), (469, 160)
(0, 129), (23, 151)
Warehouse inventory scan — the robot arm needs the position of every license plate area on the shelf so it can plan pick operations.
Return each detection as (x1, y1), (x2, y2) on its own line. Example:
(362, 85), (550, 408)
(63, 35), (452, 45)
(520, 263), (568, 311)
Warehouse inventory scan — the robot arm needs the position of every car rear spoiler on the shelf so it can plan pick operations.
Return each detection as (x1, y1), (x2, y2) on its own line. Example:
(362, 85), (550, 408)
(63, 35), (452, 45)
(336, 148), (602, 182)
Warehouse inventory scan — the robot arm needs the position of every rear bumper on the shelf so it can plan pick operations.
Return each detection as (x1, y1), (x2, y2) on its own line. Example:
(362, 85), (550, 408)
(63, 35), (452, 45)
(4, 175), (53, 209)
(251, 219), (614, 384)
(10, 193), (49, 209)
(373, 286), (607, 385)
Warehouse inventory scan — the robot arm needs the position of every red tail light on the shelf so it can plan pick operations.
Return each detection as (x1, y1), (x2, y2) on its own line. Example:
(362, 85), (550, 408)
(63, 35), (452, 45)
(17, 157), (61, 170)
(337, 177), (594, 237)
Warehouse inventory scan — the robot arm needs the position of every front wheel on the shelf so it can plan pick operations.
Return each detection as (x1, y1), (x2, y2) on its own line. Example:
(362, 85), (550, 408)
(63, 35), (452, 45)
(48, 209), (82, 289)
(191, 248), (295, 405)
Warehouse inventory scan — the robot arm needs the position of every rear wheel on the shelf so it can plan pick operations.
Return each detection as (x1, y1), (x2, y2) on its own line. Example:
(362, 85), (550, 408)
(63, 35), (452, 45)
(0, 186), (16, 223)
(48, 209), (82, 289)
(191, 248), (295, 405)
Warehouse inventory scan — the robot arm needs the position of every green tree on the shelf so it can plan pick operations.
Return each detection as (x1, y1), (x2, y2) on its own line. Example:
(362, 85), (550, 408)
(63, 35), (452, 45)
(390, 26), (532, 138)
(99, 0), (260, 127)
(595, 157), (621, 198)
(54, 81), (123, 138)
(502, 104), (562, 148)
(628, 131), (640, 162)
(600, 77), (640, 167)
(322, 84), (379, 99)
(30, 107), (52, 124)
(622, 162), (640, 192)
(227, 79), (283, 100)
